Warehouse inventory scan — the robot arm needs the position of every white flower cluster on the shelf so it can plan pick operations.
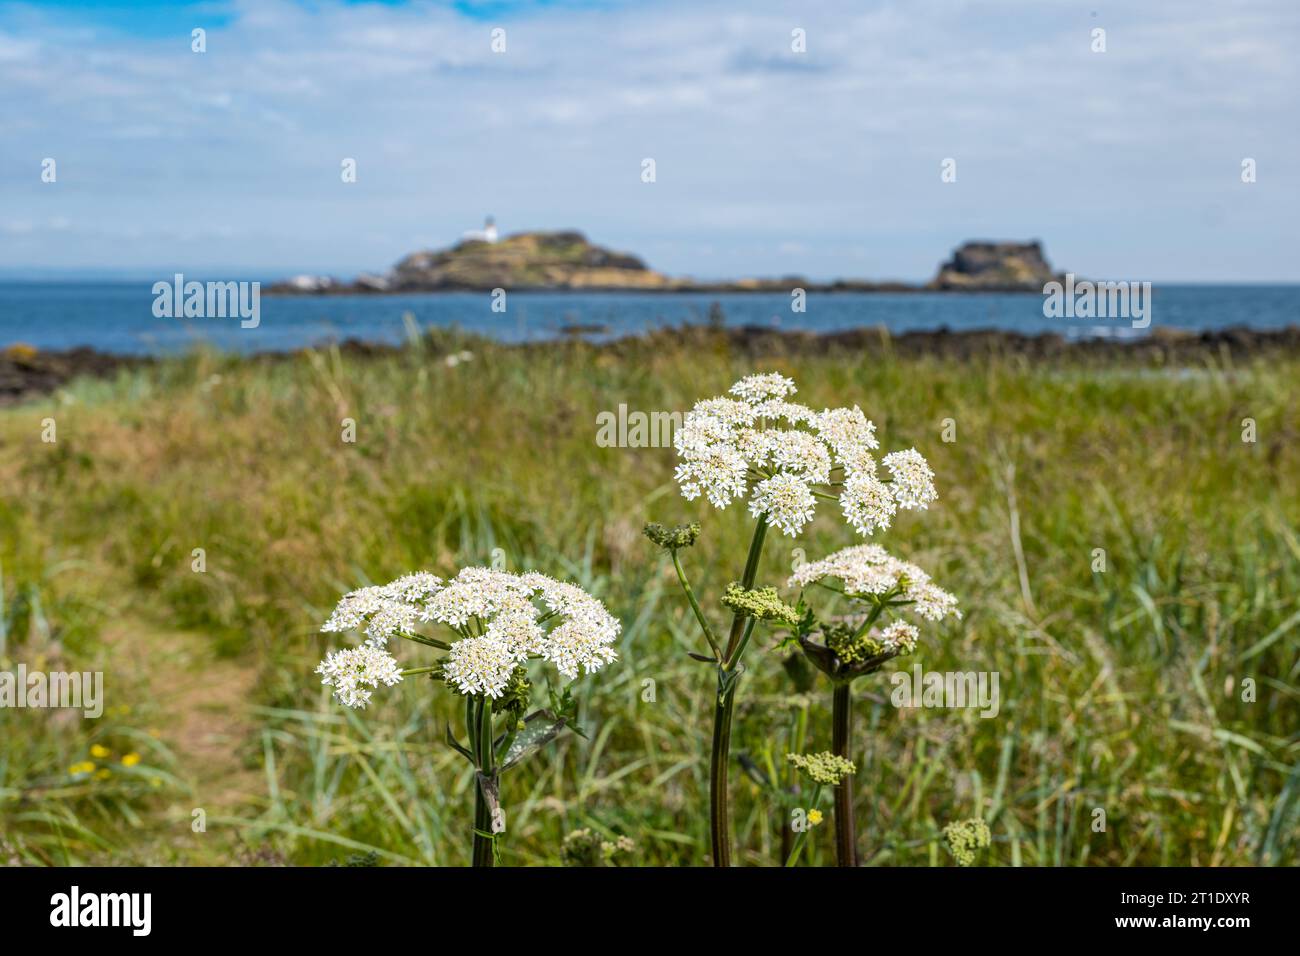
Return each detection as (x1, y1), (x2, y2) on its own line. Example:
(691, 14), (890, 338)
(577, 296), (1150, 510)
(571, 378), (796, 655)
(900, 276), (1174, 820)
(879, 620), (920, 654)
(672, 373), (937, 536)
(788, 544), (961, 622)
(321, 571), (443, 641)
(316, 644), (404, 709)
(319, 567), (620, 706)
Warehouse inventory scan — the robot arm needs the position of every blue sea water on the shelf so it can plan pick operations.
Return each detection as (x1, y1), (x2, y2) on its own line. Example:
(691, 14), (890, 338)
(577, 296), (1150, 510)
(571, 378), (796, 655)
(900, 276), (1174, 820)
(0, 283), (1296, 356)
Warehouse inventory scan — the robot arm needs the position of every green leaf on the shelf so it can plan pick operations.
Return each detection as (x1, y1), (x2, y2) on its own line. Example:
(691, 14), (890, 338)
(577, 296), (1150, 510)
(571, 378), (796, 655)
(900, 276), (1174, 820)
(549, 684), (586, 737)
(444, 724), (474, 762)
(795, 596), (818, 638)
(499, 709), (568, 771)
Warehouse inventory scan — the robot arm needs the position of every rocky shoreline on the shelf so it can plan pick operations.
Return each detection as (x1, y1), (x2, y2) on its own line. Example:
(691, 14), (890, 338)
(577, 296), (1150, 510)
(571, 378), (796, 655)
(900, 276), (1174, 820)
(0, 345), (150, 405)
(4, 324), (1299, 406)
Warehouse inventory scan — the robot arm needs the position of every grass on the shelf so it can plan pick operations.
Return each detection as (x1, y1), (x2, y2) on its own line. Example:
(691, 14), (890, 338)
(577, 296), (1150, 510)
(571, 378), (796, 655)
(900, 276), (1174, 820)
(1, 327), (1297, 866)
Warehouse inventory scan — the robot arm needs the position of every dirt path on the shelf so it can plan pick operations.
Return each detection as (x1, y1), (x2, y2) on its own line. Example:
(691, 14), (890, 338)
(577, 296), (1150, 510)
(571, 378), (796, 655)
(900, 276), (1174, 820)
(109, 617), (264, 863)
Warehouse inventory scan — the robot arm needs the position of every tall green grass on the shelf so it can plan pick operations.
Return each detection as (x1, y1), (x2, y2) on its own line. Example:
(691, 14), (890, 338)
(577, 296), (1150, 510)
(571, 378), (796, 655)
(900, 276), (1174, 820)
(1, 330), (1296, 865)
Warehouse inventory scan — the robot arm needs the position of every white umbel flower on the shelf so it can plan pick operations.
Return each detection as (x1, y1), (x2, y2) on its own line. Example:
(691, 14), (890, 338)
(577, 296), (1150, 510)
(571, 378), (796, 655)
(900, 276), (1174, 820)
(384, 571), (445, 603)
(749, 472), (817, 536)
(840, 471), (897, 536)
(422, 566), (537, 629)
(690, 397), (756, 428)
(524, 572), (623, 678)
(768, 430), (832, 484)
(883, 448), (938, 510)
(672, 372), (939, 537)
(673, 445), (749, 509)
(788, 544), (960, 622)
(813, 405), (879, 455)
(316, 644), (404, 709)
(538, 620), (619, 679)
(321, 572), (445, 644)
(318, 566), (622, 703)
(729, 372), (797, 404)
(908, 581), (962, 621)
(442, 636), (518, 698)
(322, 584), (413, 641)
(879, 620), (920, 654)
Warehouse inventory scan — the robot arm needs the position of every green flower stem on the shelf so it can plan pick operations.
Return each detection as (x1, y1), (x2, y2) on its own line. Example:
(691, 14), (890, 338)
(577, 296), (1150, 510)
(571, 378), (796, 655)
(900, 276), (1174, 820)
(398, 633), (452, 650)
(709, 514), (769, 867)
(469, 697), (496, 868)
(783, 783), (823, 867)
(671, 550), (721, 660)
(724, 515), (769, 661)
(708, 677), (738, 868)
(850, 598), (888, 642)
(400, 666), (440, 676)
(831, 682), (857, 867)
(726, 617), (757, 670)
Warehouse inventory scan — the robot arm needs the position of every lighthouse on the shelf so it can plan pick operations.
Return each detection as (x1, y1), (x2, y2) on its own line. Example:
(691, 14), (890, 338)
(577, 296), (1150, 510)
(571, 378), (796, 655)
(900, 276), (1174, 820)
(463, 216), (499, 244)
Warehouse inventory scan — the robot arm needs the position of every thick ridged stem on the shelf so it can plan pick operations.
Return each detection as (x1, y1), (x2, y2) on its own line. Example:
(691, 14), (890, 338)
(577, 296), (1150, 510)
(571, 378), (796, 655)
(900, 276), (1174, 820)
(832, 682), (857, 867)
(470, 697), (496, 867)
(707, 515), (769, 867)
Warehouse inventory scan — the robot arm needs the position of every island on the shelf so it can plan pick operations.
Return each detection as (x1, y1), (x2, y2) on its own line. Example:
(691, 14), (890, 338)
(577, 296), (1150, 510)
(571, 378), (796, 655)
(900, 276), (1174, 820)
(927, 241), (1059, 291)
(268, 227), (1064, 295)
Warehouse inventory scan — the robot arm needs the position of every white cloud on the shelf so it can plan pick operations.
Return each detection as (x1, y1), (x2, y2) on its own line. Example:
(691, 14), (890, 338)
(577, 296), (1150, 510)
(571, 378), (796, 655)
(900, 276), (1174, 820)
(0, 0), (1296, 280)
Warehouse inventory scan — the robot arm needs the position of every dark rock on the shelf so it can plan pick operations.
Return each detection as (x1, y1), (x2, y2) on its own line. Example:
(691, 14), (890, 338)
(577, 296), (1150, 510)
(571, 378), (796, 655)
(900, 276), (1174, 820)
(929, 240), (1059, 291)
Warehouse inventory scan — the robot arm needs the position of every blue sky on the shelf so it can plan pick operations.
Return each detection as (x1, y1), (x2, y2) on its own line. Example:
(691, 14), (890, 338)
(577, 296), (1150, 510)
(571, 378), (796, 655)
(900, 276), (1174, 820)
(1, 0), (1297, 281)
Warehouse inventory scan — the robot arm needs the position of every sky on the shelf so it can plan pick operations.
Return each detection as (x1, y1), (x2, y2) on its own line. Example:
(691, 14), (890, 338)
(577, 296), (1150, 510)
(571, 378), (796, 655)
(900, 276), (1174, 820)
(0, 0), (1297, 282)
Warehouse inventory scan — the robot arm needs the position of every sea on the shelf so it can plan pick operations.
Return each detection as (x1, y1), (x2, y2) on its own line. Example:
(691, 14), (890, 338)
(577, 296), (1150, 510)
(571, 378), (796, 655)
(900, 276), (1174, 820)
(0, 282), (1296, 356)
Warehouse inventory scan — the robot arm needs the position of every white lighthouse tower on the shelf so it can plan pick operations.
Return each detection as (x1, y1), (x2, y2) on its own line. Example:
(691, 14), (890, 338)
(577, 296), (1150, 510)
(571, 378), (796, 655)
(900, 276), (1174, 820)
(463, 216), (499, 244)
